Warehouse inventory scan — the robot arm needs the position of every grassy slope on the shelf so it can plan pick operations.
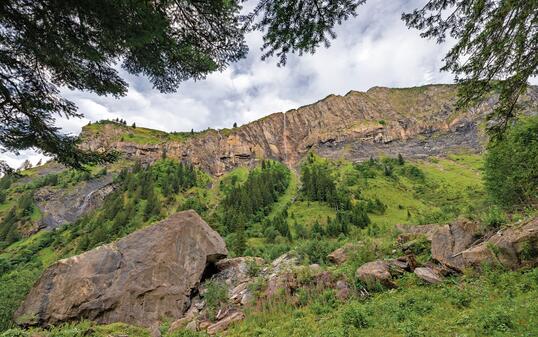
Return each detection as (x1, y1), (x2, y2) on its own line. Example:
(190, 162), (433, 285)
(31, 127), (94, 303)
(1, 153), (535, 337)
(226, 268), (538, 337)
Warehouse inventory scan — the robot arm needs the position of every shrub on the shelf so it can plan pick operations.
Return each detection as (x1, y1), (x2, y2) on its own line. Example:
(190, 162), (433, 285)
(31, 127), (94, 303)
(484, 116), (538, 209)
(202, 280), (228, 321)
(310, 290), (338, 315)
(246, 259), (261, 277)
(342, 303), (369, 330)
(481, 205), (507, 229)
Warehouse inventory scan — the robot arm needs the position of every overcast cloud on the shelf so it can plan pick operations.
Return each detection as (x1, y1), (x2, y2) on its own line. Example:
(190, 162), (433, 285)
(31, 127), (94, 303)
(3, 0), (534, 168)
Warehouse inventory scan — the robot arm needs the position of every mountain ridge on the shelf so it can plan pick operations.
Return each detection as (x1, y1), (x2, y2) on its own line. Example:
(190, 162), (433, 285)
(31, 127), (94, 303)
(80, 84), (538, 175)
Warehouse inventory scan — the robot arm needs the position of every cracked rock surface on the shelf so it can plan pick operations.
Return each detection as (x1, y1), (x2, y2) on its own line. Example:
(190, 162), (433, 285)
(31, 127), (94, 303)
(15, 210), (227, 328)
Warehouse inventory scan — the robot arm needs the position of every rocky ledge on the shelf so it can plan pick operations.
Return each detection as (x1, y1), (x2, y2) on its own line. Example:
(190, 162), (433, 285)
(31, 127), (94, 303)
(355, 217), (538, 288)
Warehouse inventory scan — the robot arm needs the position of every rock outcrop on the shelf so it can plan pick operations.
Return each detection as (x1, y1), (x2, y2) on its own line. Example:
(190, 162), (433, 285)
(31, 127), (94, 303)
(35, 174), (115, 229)
(395, 217), (538, 273)
(356, 260), (407, 289)
(430, 219), (482, 271)
(80, 85), (538, 175)
(15, 210), (227, 328)
(461, 217), (538, 270)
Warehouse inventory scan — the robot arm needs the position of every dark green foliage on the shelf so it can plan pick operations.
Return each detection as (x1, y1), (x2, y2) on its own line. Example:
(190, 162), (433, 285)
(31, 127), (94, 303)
(179, 196), (208, 216)
(481, 206), (507, 229)
(203, 280), (228, 321)
(403, 0), (538, 136)
(0, 175), (15, 190)
(365, 198), (386, 215)
(401, 165), (424, 181)
(270, 212), (292, 241)
(17, 192), (34, 217)
(295, 239), (341, 265)
(326, 216), (348, 237)
(0, 189), (39, 246)
(0, 232), (54, 331)
(0, 0), (246, 169)
(310, 289), (338, 315)
(342, 303), (369, 334)
(311, 220), (325, 238)
(476, 306), (514, 334)
(245, 0), (366, 65)
(301, 157), (338, 206)
(484, 116), (538, 209)
(219, 161), (290, 233)
(293, 220), (309, 240)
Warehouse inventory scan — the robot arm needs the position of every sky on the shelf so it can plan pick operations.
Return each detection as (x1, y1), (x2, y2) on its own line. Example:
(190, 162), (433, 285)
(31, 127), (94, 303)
(1, 0), (517, 168)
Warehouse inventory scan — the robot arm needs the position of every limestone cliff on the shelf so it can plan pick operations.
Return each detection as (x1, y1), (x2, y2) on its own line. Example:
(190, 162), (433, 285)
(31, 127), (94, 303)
(80, 84), (538, 175)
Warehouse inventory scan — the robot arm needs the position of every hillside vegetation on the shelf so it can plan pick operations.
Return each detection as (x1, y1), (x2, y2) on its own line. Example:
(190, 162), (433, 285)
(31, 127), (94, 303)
(0, 116), (537, 337)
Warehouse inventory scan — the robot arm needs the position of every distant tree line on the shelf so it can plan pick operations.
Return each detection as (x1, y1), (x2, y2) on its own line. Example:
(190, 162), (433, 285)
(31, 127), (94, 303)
(219, 160), (290, 236)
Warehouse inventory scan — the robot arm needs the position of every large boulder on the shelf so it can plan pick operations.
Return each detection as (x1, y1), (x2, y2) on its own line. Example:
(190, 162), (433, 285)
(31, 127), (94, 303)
(461, 217), (538, 270)
(431, 219), (482, 271)
(15, 210), (227, 328)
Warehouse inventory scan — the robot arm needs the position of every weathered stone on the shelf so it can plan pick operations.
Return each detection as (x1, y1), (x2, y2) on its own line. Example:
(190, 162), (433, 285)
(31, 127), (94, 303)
(198, 320), (212, 331)
(431, 219), (482, 271)
(335, 280), (351, 300)
(356, 260), (397, 289)
(461, 217), (538, 270)
(315, 271), (333, 289)
(206, 310), (245, 335)
(270, 252), (298, 273)
(229, 282), (249, 305)
(327, 243), (357, 265)
(390, 258), (410, 271)
(214, 256), (265, 286)
(414, 267), (443, 284)
(185, 320), (198, 332)
(309, 263), (321, 272)
(169, 303), (200, 333)
(396, 223), (439, 243)
(265, 271), (298, 297)
(15, 210), (227, 328)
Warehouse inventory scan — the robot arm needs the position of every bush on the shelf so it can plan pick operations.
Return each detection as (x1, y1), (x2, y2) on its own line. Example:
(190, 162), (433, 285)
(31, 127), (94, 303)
(481, 205), (507, 229)
(310, 290), (338, 315)
(202, 280), (228, 321)
(484, 116), (538, 209)
(342, 303), (369, 330)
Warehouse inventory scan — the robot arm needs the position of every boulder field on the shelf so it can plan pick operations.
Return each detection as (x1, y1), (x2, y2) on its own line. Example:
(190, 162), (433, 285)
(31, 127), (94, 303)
(14, 211), (538, 335)
(355, 217), (538, 287)
(15, 210), (227, 328)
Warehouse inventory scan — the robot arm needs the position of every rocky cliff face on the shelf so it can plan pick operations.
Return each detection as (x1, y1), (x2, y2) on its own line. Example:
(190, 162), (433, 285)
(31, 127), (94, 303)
(35, 174), (115, 229)
(15, 211), (227, 328)
(80, 84), (538, 175)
